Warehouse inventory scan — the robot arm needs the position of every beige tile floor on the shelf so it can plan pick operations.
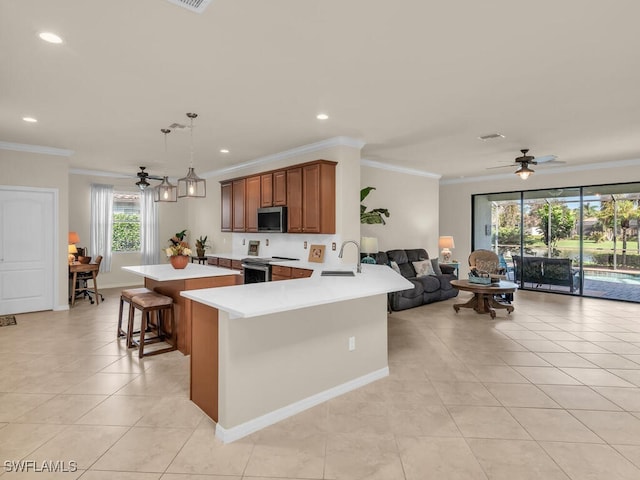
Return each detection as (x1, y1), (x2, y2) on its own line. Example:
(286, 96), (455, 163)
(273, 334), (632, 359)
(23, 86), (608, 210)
(1, 287), (640, 479)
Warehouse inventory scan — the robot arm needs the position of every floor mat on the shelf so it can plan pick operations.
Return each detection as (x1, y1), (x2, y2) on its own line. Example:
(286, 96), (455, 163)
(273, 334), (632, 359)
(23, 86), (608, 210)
(0, 315), (17, 327)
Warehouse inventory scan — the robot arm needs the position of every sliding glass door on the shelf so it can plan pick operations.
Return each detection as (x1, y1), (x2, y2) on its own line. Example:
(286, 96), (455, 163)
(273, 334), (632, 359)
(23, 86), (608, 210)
(472, 182), (640, 303)
(582, 184), (640, 301)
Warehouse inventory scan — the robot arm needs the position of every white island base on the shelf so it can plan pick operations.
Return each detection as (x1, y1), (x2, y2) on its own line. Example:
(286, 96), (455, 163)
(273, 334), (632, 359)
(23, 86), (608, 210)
(191, 293), (389, 443)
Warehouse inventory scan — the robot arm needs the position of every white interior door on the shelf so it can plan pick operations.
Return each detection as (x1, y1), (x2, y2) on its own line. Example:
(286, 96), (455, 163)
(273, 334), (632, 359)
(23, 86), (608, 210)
(0, 188), (55, 315)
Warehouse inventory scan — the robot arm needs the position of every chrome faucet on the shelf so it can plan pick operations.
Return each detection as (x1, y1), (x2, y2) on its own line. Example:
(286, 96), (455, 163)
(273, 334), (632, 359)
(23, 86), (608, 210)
(338, 240), (361, 273)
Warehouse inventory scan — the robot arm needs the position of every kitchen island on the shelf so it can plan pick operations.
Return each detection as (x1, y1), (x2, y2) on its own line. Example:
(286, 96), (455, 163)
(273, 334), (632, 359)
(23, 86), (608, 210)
(181, 263), (413, 443)
(122, 263), (242, 354)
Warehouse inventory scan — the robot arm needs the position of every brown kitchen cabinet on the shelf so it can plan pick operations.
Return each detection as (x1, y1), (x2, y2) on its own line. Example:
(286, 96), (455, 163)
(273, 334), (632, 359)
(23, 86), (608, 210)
(245, 175), (261, 232)
(292, 267), (313, 278)
(290, 161), (335, 234)
(231, 260), (244, 271)
(221, 182), (232, 232)
(286, 168), (303, 233)
(271, 265), (312, 281)
(221, 160), (336, 234)
(273, 170), (287, 206)
(232, 178), (246, 232)
(260, 173), (273, 207)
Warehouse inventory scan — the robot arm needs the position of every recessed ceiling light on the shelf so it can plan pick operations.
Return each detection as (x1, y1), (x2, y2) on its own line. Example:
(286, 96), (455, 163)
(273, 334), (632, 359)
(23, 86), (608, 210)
(39, 32), (63, 44)
(22, 117), (38, 123)
(220, 149), (229, 154)
(316, 113), (329, 120)
(478, 133), (505, 141)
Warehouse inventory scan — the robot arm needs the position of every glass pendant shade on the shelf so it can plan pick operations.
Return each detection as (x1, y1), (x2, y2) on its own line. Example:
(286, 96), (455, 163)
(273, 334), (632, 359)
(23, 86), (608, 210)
(136, 177), (150, 191)
(155, 176), (177, 202)
(178, 168), (206, 198)
(515, 163), (534, 180)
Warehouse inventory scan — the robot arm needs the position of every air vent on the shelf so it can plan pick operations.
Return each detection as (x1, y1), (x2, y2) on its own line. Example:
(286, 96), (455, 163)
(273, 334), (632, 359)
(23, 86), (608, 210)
(166, 0), (213, 14)
(478, 133), (505, 141)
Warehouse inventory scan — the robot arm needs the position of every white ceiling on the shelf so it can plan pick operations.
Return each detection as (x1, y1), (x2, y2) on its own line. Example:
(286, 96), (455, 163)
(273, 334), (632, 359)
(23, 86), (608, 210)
(3, 0), (640, 181)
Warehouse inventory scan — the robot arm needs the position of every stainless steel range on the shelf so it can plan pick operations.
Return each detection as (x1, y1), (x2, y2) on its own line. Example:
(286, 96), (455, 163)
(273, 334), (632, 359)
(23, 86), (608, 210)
(241, 256), (299, 283)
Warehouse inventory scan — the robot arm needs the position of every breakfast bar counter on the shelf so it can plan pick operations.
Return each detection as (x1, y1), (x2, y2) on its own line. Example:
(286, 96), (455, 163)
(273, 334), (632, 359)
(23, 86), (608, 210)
(122, 263), (242, 354)
(181, 264), (412, 443)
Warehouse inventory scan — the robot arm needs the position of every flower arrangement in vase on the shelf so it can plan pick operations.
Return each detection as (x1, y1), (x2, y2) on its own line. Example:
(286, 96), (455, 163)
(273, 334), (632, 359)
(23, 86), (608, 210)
(195, 235), (210, 257)
(166, 229), (191, 269)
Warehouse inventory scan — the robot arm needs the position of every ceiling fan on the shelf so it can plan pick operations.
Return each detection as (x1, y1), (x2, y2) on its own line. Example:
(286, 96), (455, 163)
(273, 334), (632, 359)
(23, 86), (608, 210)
(488, 149), (564, 179)
(135, 166), (163, 191)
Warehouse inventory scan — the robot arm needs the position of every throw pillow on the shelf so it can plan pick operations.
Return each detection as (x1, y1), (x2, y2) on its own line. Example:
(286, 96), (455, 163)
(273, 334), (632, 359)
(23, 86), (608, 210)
(431, 258), (442, 275)
(413, 259), (435, 277)
(389, 260), (401, 274)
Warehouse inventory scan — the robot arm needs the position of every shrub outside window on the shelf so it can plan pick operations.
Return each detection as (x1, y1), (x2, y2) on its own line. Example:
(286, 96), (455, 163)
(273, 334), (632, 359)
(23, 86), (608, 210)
(112, 192), (140, 252)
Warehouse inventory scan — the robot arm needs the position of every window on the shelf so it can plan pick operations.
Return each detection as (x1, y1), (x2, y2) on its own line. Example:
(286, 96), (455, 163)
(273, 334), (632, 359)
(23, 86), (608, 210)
(472, 182), (640, 303)
(112, 192), (141, 252)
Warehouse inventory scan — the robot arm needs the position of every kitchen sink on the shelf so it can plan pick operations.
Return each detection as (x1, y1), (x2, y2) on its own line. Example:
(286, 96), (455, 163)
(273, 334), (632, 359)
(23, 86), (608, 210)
(321, 270), (355, 277)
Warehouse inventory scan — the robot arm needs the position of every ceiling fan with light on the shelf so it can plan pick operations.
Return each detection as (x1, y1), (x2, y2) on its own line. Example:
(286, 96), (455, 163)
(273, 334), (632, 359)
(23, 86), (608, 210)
(135, 166), (163, 191)
(488, 149), (563, 179)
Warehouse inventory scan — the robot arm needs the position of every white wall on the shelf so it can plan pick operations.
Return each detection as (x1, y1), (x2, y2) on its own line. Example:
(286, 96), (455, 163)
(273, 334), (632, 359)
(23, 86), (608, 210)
(0, 149), (69, 309)
(440, 162), (640, 278)
(361, 166), (441, 256)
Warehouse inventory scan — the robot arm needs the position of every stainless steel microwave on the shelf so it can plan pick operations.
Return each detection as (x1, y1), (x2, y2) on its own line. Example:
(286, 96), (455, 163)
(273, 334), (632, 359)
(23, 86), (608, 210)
(257, 206), (287, 233)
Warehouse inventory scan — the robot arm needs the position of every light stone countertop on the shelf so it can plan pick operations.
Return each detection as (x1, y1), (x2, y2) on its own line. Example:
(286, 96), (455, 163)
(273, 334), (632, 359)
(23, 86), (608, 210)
(122, 263), (242, 282)
(181, 263), (413, 319)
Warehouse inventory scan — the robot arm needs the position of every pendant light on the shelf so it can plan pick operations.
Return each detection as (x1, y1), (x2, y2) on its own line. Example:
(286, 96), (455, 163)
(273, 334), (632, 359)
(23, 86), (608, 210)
(155, 129), (177, 202)
(178, 112), (206, 198)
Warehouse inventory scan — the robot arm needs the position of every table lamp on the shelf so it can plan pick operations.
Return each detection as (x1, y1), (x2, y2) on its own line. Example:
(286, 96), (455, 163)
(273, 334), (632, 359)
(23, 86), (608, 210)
(68, 231), (80, 263)
(438, 236), (455, 262)
(361, 237), (379, 264)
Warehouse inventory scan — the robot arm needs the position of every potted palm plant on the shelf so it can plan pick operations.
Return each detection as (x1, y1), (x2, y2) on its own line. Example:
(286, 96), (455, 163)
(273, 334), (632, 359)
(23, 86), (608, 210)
(195, 235), (210, 258)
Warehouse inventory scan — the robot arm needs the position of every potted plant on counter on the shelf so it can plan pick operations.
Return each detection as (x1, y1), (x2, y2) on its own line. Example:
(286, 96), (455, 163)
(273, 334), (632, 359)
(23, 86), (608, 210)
(195, 235), (210, 258)
(166, 229), (192, 269)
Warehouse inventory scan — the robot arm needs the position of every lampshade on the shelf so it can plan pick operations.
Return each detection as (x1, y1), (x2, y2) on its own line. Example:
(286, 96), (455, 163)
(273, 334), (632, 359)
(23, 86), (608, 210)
(361, 237), (379, 254)
(155, 176), (177, 202)
(438, 236), (455, 249)
(68, 244), (78, 254)
(68, 231), (80, 244)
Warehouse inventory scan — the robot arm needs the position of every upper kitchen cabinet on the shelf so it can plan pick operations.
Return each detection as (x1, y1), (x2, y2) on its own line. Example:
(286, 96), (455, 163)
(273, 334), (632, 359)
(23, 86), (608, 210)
(301, 161), (336, 234)
(232, 178), (246, 232)
(273, 170), (287, 206)
(260, 171), (286, 207)
(220, 160), (336, 234)
(286, 167), (303, 233)
(221, 182), (232, 232)
(260, 173), (273, 207)
(288, 161), (336, 234)
(245, 175), (261, 232)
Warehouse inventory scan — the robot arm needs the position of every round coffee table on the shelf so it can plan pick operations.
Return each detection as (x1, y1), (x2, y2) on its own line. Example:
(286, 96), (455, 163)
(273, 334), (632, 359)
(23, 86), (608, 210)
(450, 279), (517, 319)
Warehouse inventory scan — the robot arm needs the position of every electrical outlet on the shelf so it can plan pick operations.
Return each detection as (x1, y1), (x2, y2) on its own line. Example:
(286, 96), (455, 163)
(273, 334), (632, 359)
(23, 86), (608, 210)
(242, 238), (246, 245)
(266, 239), (269, 246)
(348, 336), (356, 351)
(332, 242), (336, 251)
(304, 241), (308, 249)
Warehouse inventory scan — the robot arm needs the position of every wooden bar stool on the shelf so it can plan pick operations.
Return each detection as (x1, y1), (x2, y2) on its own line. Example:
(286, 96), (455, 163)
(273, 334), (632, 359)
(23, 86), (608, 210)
(117, 287), (153, 347)
(129, 292), (176, 358)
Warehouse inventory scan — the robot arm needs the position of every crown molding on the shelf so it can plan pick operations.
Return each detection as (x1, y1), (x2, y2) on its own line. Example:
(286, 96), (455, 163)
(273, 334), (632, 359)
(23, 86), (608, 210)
(0, 141), (74, 157)
(203, 136), (365, 178)
(69, 168), (134, 178)
(360, 158), (441, 179)
(440, 157), (640, 185)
